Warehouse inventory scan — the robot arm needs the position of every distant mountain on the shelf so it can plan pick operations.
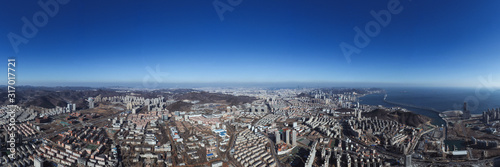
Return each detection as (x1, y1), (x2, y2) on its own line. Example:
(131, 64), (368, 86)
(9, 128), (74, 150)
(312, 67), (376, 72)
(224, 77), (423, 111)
(363, 108), (431, 127)
(296, 93), (311, 98)
(173, 91), (256, 106)
(0, 86), (128, 109)
(166, 101), (193, 112)
(0, 86), (255, 109)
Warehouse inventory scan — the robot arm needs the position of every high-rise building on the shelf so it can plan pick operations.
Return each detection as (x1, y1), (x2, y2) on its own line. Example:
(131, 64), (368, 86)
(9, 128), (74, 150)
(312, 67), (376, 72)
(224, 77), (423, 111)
(34, 156), (44, 167)
(484, 113), (490, 124)
(286, 130), (290, 145)
(275, 131), (281, 144)
(87, 97), (94, 109)
(127, 102), (133, 110)
(405, 154), (412, 167)
(292, 130), (297, 146)
(463, 102), (470, 119)
(356, 109), (362, 120)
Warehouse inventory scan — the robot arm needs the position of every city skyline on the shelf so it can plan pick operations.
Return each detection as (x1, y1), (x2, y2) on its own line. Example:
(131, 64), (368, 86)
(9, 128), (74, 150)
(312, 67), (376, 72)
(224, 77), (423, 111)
(2, 0), (500, 87)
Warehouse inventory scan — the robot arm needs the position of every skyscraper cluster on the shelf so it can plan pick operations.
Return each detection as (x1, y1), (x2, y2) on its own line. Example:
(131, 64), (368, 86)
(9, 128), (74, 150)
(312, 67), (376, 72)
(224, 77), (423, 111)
(482, 107), (500, 124)
(275, 129), (297, 147)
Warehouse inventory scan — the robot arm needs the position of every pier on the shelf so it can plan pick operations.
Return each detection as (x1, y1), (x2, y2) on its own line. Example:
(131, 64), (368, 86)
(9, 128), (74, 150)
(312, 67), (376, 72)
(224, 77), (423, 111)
(383, 94), (442, 114)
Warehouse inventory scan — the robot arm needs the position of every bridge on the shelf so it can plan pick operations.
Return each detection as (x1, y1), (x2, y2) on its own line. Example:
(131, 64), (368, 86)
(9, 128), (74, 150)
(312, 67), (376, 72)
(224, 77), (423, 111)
(383, 94), (442, 114)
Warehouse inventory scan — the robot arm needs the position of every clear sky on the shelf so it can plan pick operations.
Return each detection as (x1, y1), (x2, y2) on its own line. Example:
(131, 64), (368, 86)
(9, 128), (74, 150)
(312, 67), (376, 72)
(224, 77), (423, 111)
(1, 0), (500, 87)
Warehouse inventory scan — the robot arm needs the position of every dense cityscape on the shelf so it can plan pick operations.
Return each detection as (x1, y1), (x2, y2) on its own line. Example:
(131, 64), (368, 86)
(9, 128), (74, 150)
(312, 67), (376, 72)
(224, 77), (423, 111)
(0, 87), (499, 167)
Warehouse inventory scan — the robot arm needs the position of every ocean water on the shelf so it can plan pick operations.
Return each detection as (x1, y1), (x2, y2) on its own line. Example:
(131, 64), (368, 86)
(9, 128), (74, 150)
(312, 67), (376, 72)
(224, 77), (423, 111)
(359, 87), (500, 125)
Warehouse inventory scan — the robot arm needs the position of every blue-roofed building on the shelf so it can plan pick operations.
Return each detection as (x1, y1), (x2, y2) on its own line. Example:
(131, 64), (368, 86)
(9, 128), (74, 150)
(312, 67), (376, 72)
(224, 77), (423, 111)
(213, 129), (227, 137)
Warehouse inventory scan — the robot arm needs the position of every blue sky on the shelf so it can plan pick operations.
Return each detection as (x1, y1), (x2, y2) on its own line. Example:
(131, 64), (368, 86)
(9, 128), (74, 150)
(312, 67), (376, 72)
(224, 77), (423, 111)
(1, 0), (500, 87)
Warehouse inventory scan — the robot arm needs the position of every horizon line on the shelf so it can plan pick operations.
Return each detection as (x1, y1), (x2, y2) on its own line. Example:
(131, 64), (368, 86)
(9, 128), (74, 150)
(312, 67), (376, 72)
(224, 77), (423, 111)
(0, 81), (481, 89)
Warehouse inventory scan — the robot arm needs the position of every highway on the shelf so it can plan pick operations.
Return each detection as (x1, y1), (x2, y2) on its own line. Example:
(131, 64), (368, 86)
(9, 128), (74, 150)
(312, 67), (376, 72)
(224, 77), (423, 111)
(413, 156), (497, 166)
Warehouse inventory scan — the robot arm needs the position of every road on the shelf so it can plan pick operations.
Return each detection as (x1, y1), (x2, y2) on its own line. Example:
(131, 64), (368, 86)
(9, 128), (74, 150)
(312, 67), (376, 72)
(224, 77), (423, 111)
(408, 127), (435, 154)
(223, 122), (242, 167)
(259, 132), (281, 167)
(413, 156), (497, 166)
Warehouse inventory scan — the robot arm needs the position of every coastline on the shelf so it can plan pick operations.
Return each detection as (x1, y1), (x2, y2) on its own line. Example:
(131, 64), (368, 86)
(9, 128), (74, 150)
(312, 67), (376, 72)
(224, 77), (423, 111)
(359, 92), (448, 126)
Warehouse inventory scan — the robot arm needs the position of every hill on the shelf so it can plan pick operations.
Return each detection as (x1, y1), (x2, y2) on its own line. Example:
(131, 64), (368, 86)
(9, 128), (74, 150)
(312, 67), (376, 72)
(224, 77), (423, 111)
(173, 91), (256, 106)
(362, 108), (431, 127)
(0, 86), (256, 110)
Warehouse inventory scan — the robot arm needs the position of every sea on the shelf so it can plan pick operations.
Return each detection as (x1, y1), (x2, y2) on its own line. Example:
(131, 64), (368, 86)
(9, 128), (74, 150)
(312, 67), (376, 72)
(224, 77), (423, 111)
(359, 87), (500, 126)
